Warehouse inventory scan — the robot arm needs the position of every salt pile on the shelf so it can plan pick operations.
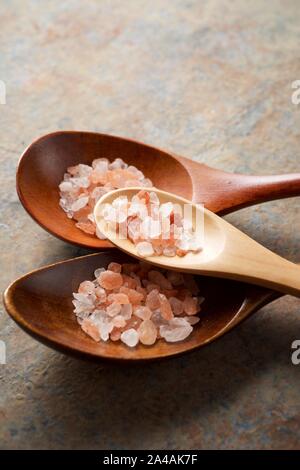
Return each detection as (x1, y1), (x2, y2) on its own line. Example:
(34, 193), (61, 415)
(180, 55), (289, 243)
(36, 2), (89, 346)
(101, 190), (203, 257)
(59, 158), (152, 237)
(73, 262), (204, 347)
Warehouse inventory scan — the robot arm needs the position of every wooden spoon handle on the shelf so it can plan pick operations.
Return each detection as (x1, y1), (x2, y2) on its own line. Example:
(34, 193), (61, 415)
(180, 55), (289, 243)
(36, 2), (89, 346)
(216, 173), (300, 215)
(178, 156), (300, 214)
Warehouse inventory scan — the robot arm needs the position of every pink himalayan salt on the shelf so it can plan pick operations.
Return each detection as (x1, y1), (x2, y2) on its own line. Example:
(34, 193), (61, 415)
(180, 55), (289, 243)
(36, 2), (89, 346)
(146, 282), (160, 293)
(59, 158), (152, 238)
(113, 315), (127, 328)
(78, 280), (95, 295)
(107, 293), (129, 304)
(169, 296), (183, 315)
(158, 293), (174, 320)
(136, 241), (154, 257)
(98, 271), (123, 290)
(73, 261), (203, 347)
(160, 318), (193, 342)
(136, 286), (147, 299)
(107, 302), (122, 317)
(133, 305), (152, 320)
(185, 316), (200, 326)
(102, 190), (203, 258)
(108, 262), (122, 273)
(81, 318), (100, 342)
(75, 221), (96, 235)
(127, 289), (144, 305)
(183, 296), (199, 315)
(167, 270), (184, 286)
(121, 328), (139, 347)
(146, 289), (160, 310)
(122, 263), (139, 274)
(148, 270), (172, 290)
(120, 303), (132, 320)
(110, 328), (122, 341)
(138, 319), (157, 345)
(162, 288), (178, 298)
(122, 275), (139, 289)
(95, 286), (107, 303)
(124, 316), (142, 331)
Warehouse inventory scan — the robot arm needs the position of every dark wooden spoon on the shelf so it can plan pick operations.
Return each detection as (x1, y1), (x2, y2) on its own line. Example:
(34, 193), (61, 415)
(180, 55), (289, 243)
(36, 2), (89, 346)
(17, 131), (300, 249)
(3, 251), (282, 362)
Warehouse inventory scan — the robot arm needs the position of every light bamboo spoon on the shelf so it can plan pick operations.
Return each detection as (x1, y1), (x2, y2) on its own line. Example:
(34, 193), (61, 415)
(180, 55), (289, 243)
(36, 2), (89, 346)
(95, 188), (300, 298)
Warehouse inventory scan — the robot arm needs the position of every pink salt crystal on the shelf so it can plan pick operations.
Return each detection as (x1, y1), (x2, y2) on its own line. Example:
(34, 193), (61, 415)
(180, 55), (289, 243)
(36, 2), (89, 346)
(158, 293), (174, 320)
(169, 297), (183, 315)
(148, 270), (172, 290)
(146, 283), (160, 293)
(108, 262), (122, 273)
(73, 206), (91, 221)
(159, 202), (173, 218)
(138, 319), (157, 345)
(94, 267), (105, 277)
(124, 179), (143, 187)
(146, 289), (160, 310)
(98, 271), (123, 290)
(106, 302), (122, 317)
(110, 328), (122, 341)
(120, 328), (139, 347)
(183, 296), (199, 315)
(136, 241), (154, 257)
(71, 196), (89, 212)
(125, 316), (142, 331)
(75, 221), (95, 235)
(122, 263), (139, 274)
(81, 319), (100, 342)
(163, 247), (176, 257)
(166, 270), (184, 286)
(185, 316), (200, 325)
(112, 315), (127, 328)
(90, 169), (107, 185)
(107, 293), (129, 304)
(162, 288), (178, 299)
(151, 310), (168, 328)
(120, 303), (133, 320)
(78, 280), (95, 295)
(183, 274), (199, 294)
(92, 158), (109, 170)
(95, 287), (107, 303)
(133, 306), (152, 320)
(67, 165), (79, 176)
(59, 181), (73, 192)
(129, 272), (142, 288)
(122, 274), (138, 289)
(125, 288), (144, 305)
(160, 318), (193, 342)
(136, 286), (147, 299)
(176, 249), (188, 257)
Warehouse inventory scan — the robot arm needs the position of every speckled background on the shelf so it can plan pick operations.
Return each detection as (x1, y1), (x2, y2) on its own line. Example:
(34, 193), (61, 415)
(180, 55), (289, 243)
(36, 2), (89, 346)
(0, 0), (300, 450)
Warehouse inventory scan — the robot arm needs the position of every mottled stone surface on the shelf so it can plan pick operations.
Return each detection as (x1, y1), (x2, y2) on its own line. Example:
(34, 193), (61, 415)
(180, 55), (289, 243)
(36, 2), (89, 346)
(0, 0), (300, 449)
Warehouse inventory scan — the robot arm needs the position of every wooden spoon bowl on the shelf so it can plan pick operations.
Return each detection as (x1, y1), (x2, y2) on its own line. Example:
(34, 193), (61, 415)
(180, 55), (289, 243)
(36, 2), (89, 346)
(3, 251), (280, 362)
(17, 131), (300, 249)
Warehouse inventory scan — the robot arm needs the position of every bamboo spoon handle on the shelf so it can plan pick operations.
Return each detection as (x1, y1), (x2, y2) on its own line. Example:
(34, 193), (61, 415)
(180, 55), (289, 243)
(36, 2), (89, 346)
(213, 230), (300, 298)
(220, 259), (300, 298)
(179, 157), (300, 214)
